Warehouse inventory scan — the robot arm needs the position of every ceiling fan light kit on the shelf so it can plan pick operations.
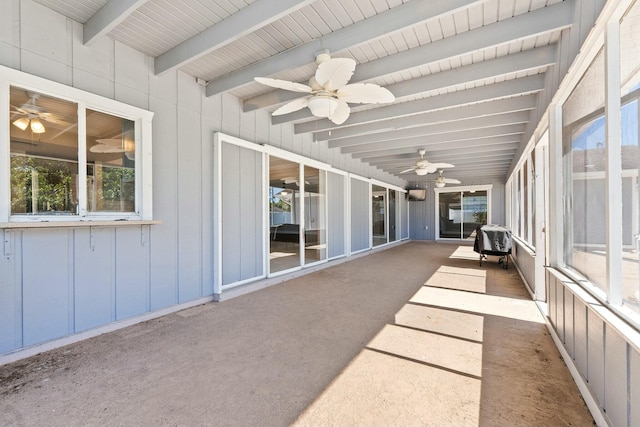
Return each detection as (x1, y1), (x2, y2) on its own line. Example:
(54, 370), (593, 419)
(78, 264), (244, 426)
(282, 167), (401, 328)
(307, 96), (338, 118)
(12, 116), (46, 133)
(12, 117), (29, 131)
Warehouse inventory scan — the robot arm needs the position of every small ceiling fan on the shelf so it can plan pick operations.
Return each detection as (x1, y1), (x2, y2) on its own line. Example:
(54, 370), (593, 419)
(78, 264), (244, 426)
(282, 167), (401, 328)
(434, 170), (461, 188)
(399, 149), (454, 176)
(11, 91), (72, 134)
(254, 51), (395, 125)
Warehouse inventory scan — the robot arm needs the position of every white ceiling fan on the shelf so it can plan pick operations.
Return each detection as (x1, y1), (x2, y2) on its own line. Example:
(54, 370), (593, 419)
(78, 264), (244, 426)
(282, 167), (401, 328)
(11, 91), (72, 134)
(254, 51), (395, 125)
(399, 149), (454, 176)
(434, 170), (461, 187)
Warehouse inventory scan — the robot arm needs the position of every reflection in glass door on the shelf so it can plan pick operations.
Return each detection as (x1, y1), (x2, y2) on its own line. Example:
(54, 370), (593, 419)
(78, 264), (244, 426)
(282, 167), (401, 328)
(303, 166), (327, 265)
(372, 185), (386, 247)
(438, 190), (488, 240)
(389, 190), (397, 242)
(269, 157), (301, 273)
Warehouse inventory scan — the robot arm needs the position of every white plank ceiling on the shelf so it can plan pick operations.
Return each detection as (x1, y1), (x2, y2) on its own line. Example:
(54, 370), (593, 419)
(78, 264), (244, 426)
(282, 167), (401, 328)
(34, 0), (578, 184)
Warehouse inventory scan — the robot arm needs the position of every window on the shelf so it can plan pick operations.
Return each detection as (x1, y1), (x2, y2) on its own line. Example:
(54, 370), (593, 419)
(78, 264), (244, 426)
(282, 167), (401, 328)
(562, 48), (607, 294)
(1, 69), (153, 222)
(556, 0), (640, 326)
(620, 0), (640, 317)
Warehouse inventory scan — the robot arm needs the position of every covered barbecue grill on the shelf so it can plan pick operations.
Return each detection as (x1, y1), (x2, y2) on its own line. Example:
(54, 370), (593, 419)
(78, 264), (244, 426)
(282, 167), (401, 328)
(473, 224), (512, 269)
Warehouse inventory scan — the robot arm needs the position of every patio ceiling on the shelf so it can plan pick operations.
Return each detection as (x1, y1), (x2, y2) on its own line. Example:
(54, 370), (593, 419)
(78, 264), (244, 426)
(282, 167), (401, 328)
(34, 0), (577, 184)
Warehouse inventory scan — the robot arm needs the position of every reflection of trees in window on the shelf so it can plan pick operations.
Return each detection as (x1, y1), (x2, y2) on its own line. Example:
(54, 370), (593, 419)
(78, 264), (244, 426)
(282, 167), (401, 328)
(10, 155), (75, 214)
(89, 165), (135, 212)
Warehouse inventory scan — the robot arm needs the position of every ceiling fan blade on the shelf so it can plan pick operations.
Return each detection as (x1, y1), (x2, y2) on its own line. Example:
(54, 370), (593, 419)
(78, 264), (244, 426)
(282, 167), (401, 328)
(337, 83), (395, 104)
(272, 97), (310, 115)
(430, 162), (455, 169)
(315, 58), (356, 90)
(425, 166), (438, 174)
(399, 168), (416, 174)
(444, 178), (461, 184)
(328, 99), (350, 125)
(254, 77), (312, 93)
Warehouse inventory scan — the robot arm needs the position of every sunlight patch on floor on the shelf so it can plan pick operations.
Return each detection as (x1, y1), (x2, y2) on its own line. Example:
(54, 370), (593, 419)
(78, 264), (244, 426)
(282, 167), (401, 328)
(449, 245), (482, 261)
(411, 286), (544, 324)
(395, 304), (484, 342)
(425, 269), (487, 293)
(293, 349), (481, 427)
(367, 324), (483, 377)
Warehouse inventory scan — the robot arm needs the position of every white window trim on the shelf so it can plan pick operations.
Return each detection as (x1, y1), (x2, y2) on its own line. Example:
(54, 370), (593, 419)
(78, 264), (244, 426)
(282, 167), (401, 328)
(0, 66), (154, 223)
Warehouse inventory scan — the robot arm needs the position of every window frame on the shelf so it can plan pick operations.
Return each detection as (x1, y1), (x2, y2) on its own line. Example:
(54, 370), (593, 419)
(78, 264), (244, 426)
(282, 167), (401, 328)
(0, 66), (154, 223)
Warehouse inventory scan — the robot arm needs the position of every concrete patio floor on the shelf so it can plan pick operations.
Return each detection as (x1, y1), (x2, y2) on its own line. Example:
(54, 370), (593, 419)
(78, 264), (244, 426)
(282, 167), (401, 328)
(0, 241), (594, 426)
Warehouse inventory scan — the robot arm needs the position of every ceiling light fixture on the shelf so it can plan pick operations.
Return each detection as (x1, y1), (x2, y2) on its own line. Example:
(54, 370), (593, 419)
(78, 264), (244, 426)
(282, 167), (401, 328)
(12, 117), (29, 131)
(12, 116), (46, 133)
(307, 96), (338, 118)
(30, 118), (46, 134)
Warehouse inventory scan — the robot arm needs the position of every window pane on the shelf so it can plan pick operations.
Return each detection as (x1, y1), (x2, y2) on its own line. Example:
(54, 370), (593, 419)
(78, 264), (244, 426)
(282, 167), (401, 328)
(303, 166), (326, 264)
(531, 150), (536, 248)
(620, 0), (640, 316)
(372, 185), (386, 246)
(269, 156), (301, 273)
(10, 87), (78, 215)
(523, 162), (529, 241)
(562, 48), (607, 294)
(462, 190), (487, 240)
(87, 109), (135, 213)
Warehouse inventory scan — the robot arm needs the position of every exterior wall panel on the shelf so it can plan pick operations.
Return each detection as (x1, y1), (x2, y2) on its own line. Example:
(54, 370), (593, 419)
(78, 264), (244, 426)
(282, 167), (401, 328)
(22, 229), (72, 346)
(350, 178), (370, 253)
(73, 228), (114, 332)
(0, 231), (19, 353)
(604, 327), (627, 427)
(632, 349), (640, 427)
(587, 309), (605, 405)
(221, 143), (263, 286)
(177, 104), (203, 303)
(573, 298), (588, 374)
(327, 172), (346, 259)
(114, 227), (150, 320)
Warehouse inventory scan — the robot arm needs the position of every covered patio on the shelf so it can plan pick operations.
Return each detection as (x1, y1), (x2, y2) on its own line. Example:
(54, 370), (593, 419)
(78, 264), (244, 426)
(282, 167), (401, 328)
(0, 242), (592, 426)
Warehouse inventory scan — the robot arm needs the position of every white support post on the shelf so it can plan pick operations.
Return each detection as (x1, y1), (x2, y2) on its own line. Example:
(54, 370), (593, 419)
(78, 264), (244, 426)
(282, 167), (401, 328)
(605, 19), (623, 305)
(534, 140), (547, 301)
(548, 104), (563, 268)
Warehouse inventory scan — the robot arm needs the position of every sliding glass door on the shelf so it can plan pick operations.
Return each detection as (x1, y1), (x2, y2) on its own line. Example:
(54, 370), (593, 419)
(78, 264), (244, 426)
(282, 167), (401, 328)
(437, 189), (489, 240)
(372, 185), (386, 247)
(269, 157), (301, 274)
(303, 165), (326, 265)
(268, 156), (327, 274)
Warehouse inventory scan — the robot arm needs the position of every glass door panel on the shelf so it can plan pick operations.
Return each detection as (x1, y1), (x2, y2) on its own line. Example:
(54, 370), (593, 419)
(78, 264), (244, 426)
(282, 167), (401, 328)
(389, 189), (397, 242)
(304, 166), (326, 265)
(372, 185), (386, 246)
(462, 190), (488, 240)
(269, 156), (301, 274)
(438, 190), (488, 239)
(438, 192), (462, 239)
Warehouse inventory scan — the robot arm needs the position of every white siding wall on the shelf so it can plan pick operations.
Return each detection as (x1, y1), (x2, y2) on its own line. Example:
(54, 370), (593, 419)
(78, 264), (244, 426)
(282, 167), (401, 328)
(547, 269), (640, 427)
(0, 0), (406, 356)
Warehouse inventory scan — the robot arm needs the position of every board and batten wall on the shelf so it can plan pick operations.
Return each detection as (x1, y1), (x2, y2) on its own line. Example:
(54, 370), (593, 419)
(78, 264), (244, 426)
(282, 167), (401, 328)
(0, 0), (406, 357)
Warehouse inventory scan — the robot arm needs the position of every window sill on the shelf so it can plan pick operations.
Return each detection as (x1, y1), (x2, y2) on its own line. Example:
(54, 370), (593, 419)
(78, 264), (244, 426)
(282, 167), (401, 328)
(0, 220), (161, 229)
